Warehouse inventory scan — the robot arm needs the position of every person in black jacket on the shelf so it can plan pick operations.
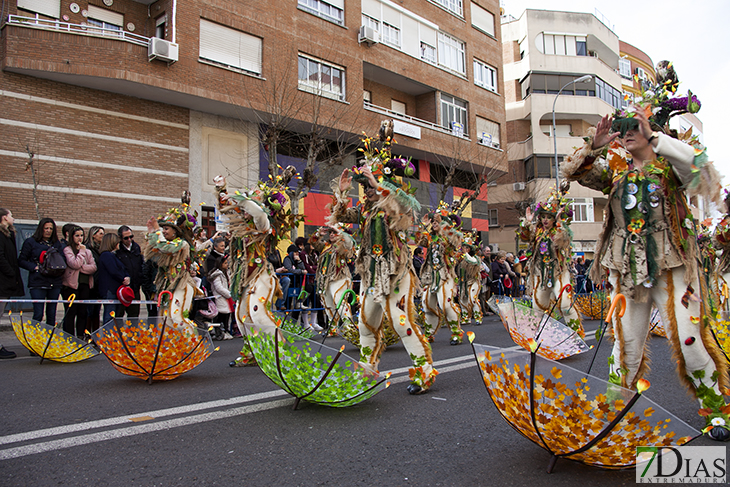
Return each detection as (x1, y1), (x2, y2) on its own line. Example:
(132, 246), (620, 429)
(116, 225), (143, 318)
(0, 208), (23, 358)
(18, 218), (65, 325)
(141, 259), (159, 317)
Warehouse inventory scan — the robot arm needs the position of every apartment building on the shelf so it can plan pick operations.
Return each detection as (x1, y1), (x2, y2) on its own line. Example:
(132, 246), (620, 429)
(0, 0), (506, 241)
(496, 9), (623, 256)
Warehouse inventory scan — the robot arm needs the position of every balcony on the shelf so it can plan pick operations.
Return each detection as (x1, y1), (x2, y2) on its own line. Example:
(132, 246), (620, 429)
(364, 100), (470, 140)
(5, 15), (150, 47)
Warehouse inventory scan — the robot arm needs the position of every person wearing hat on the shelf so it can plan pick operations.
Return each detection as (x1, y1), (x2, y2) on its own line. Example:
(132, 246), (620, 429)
(560, 61), (729, 441)
(144, 198), (200, 328)
(213, 170), (301, 367)
(0, 208), (23, 358)
(310, 224), (357, 337)
(96, 233), (130, 326)
(519, 189), (583, 337)
(457, 235), (484, 327)
(332, 134), (436, 395)
(419, 203), (466, 345)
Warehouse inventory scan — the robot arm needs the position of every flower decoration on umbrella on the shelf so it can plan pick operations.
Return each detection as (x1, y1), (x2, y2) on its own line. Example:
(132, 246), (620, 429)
(10, 310), (99, 364)
(497, 286), (590, 361)
(711, 312), (730, 363)
(244, 322), (391, 409)
(467, 329), (699, 472)
(91, 309), (214, 384)
(487, 295), (532, 328)
(574, 291), (610, 320)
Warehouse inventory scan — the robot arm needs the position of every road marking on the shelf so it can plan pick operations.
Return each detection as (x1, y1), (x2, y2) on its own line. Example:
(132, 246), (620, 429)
(0, 328), (601, 460)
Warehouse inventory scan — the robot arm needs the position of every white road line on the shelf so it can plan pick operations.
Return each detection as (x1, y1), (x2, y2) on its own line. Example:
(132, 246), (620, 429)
(0, 399), (293, 460)
(0, 328), (601, 460)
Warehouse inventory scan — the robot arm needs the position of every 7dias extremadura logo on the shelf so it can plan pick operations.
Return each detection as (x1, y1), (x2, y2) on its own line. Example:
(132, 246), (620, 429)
(637, 446), (726, 483)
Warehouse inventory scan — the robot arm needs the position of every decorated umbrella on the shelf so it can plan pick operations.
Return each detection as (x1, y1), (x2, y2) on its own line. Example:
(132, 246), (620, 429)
(91, 293), (214, 383)
(244, 321), (391, 409)
(468, 320), (699, 471)
(11, 312), (99, 363)
(9, 296), (99, 363)
(487, 294), (531, 328)
(497, 292), (591, 361)
(574, 291), (610, 320)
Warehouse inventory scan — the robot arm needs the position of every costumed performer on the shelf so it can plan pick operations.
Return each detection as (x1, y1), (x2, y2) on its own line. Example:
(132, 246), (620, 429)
(518, 188), (584, 337)
(309, 224), (357, 337)
(418, 202), (465, 345)
(213, 169), (302, 367)
(144, 192), (202, 330)
(560, 60), (730, 440)
(331, 132), (437, 394)
(457, 231), (483, 327)
(713, 193), (730, 313)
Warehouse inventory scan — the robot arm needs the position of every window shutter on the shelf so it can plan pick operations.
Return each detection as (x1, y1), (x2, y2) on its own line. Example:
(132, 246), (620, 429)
(87, 5), (123, 26)
(17, 0), (60, 18)
(381, 4), (400, 25)
(476, 116), (500, 145)
(199, 19), (262, 75)
(419, 23), (437, 47)
(361, 0), (381, 19)
(326, 0), (344, 9)
(470, 2), (494, 37)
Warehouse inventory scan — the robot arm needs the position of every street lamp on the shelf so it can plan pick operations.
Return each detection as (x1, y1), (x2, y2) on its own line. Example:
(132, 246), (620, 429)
(552, 74), (593, 189)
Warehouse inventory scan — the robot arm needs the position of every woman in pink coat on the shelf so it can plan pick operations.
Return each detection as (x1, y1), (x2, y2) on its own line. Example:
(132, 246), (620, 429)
(61, 226), (97, 337)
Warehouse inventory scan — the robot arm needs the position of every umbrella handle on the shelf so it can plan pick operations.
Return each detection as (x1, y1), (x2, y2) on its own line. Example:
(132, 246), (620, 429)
(68, 293), (76, 307)
(604, 293), (626, 323)
(157, 290), (173, 307)
(556, 283), (572, 301)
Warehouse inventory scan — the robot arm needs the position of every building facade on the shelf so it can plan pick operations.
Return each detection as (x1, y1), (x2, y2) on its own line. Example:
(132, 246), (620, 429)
(496, 9), (624, 256)
(1, 0), (506, 241)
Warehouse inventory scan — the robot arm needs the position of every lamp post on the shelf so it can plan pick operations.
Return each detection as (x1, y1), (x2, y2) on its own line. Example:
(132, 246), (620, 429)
(552, 74), (593, 189)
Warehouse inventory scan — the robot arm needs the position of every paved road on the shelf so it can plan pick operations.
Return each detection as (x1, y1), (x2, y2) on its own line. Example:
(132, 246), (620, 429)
(0, 314), (720, 486)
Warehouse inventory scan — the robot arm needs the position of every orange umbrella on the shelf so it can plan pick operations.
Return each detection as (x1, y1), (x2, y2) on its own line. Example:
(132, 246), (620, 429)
(468, 295), (699, 472)
(91, 306), (214, 384)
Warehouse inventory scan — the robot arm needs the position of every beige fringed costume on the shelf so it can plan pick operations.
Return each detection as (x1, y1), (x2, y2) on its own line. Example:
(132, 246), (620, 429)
(144, 231), (199, 328)
(331, 176), (437, 393)
(561, 129), (728, 424)
(457, 252), (483, 326)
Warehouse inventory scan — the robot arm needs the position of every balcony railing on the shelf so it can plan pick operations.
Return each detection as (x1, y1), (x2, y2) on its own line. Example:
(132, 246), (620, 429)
(6, 15), (150, 47)
(363, 100), (471, 140)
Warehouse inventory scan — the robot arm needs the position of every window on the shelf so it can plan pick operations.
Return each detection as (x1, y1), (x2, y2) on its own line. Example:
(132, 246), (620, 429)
(199, 19), (262, 75)
(432, 0), (463, 16)
(488, 209), (498, 226)
(470, 2), (495, 37)
(524, 156), (555, 182)
(421, 41), (437, 63)
(438, 32), (466, 74)
(298, 54), (345, 100)
(298, 0), (344, 24)
(441, 94), (468, 134)
(570, 198), (594, 222)
(17, 0), (60, 18)
(380, 21), (401, 48)
(87, 5), (123, 33)
(474, 59), (497, 92)
(362, 14), (379, 32)
(476, 116), (500, 148)
(537, 34), (588, 57)
(391, 100), (406, 115)
(619, 58), (632, 79)
(595, 77), (621, 110)
(155, 15), (166, 39)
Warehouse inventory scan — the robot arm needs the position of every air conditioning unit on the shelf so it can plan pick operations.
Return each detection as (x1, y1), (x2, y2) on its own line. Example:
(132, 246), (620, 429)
(358, 25), (379, 45)
(513, 182), (526, 191)
(148, 37), (179, 63)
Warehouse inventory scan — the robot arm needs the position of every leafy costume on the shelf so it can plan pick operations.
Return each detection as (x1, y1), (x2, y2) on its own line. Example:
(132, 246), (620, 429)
(518, 189), (583, 337)
(418, 203), (465, 344)
(144, 199), (201, 330)
(560, 77), (729, 438)
(214, 170), (302, 366)
(457, 236), (483, 326)
(331, 134), (437, 394)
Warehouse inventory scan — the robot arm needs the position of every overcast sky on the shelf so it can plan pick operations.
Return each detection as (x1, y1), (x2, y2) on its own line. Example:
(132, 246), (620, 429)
(501, 0), (730, 182)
